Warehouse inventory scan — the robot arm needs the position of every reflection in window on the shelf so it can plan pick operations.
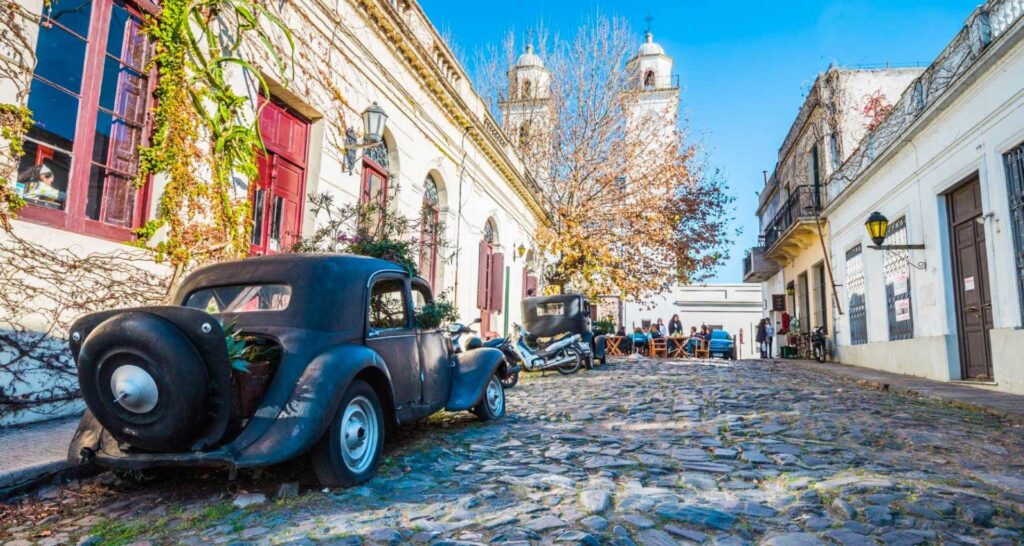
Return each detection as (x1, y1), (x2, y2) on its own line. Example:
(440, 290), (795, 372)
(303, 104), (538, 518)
(369, 279), (408, 330)
(184, 284), (292, 313)
(16, 141), (71, 210)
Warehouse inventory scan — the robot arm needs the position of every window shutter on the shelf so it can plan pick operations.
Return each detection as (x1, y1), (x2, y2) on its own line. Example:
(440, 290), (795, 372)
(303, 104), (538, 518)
(477, 240), (490, 310)
(489, 253), (505, 313)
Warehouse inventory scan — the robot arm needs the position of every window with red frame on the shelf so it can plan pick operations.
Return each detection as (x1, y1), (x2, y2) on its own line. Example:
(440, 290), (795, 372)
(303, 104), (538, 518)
(16, 0), (156, 240)
(419, 176), (440, 287)
(360, 140), (390, 232)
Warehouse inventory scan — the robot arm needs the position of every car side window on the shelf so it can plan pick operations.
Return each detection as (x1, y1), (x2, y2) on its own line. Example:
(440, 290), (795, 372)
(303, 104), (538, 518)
(369, 278), (409, 330)
(411, 283), (431, 313)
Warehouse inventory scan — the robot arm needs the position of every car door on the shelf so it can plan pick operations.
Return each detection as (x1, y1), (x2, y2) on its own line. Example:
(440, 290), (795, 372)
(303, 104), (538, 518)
(365, 274), (420, 417)
(412, 281), (451, 413)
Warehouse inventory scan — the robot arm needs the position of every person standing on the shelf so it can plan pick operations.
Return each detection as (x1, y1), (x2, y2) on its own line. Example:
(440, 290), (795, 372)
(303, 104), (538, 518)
(755, 318), (767, 359)
(656, 318), (668, 337)
(668, 314), (683, 336)
(765, 320), (776, 358)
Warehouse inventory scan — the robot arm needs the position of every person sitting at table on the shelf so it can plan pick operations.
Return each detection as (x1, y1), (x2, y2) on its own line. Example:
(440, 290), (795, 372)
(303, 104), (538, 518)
(685, 326), (700, 354)
(631, 327), (649, 354)
(650, 323), (664, 340)
(656, 318), (668, 337)
(668, 314), (683, 336)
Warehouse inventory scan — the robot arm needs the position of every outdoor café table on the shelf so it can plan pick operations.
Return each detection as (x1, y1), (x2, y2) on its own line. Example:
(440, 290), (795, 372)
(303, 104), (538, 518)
(667, 336), (688, 357)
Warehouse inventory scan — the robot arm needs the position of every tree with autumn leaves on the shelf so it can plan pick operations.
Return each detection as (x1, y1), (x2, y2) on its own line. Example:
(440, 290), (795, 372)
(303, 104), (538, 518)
(475, 14), (733, 301)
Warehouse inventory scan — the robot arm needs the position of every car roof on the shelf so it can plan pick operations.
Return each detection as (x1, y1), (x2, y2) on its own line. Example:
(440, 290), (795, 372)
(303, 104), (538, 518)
(174, 253), (410, 332)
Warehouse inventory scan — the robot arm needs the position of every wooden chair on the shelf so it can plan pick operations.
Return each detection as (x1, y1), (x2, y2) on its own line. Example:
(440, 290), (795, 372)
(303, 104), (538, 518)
(606, 336), (625, 356)
(649, 337), (668, 358)
(694, 338), (710, 359)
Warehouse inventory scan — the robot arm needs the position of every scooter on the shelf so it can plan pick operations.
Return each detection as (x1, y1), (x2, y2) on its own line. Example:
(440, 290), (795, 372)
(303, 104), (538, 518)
(446, 319), (521, 387)
(508, 322), (584, 375)
(811, 325), (829, 363)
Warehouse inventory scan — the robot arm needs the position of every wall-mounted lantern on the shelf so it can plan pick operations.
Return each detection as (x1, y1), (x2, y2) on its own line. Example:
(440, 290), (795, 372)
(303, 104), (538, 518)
(343, 102), (389, 173)
(864, 211), (927, 270)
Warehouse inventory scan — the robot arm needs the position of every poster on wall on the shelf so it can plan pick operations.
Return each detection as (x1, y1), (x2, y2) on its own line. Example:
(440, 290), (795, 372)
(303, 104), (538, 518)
(771, 294), (786, 311)
(894, 298), (911, 322)
(894, 273), (909, 296)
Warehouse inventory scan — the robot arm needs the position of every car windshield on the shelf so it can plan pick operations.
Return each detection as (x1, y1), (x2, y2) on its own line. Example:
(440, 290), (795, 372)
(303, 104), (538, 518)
(184, 284), (292, 313)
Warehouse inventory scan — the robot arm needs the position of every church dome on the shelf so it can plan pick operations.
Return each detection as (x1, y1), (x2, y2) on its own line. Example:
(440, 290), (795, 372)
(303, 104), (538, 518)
(516, 45), (544, 68)
(638, 32), (665, 56)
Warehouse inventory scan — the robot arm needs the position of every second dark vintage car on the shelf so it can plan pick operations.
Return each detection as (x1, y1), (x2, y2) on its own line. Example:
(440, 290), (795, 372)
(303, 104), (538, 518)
(521, 294), (607, 369)
(66, 254), (510, 487)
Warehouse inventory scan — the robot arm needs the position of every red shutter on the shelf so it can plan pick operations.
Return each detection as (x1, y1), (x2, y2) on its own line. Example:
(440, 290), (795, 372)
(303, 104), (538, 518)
(489, 253), (505, 313)
(477, 240), (491, 310)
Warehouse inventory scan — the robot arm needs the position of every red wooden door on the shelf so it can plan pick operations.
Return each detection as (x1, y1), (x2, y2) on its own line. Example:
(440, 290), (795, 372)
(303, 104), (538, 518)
(250, 98), (308, 255)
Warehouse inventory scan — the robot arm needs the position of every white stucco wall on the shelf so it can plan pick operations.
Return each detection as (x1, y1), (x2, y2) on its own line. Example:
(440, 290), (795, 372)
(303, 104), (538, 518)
(827, 24), (1024, 394)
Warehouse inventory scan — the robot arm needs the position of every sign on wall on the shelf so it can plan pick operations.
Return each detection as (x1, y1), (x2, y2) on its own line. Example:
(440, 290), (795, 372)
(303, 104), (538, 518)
(771, 294), (786, 311)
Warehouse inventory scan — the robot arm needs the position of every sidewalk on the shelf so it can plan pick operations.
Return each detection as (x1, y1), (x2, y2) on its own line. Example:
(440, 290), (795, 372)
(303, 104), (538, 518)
(787, 359), (1024, 424)
(0, 416), (79, 497)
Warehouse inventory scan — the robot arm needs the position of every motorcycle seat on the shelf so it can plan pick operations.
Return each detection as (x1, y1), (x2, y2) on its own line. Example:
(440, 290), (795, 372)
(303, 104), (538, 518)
(483, 337), (505, 348)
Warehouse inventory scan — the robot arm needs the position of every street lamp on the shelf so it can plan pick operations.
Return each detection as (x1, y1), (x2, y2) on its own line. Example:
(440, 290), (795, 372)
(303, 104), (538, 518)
(343, 102), (389, 173)
(512, 240), (529, 261)
(863, 211), (927, 270)
(864, 211), (889, 246)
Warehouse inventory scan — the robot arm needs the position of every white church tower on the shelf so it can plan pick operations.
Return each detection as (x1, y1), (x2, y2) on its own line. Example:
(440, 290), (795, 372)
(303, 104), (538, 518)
(624, 31), (679, 141)
(500, 45), (552, 150)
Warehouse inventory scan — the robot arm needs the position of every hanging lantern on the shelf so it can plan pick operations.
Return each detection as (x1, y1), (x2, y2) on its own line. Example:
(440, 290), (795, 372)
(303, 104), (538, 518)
(865, 211), (889, 246)
(361, 102), (388, 143)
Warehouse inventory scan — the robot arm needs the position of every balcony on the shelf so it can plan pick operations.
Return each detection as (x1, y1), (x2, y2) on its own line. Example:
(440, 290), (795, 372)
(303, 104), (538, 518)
(742, 245), (779, 283)
(762, 185), (824, 264)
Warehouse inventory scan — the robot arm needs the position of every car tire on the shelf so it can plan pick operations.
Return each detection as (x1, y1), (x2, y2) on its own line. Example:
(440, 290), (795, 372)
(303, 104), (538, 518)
(77, 312), (209, 452)
(600, 356), (607, 366)
(312, 380), (385, 488)
(473, 374), (506, 421)
(584, 353), (594, 370)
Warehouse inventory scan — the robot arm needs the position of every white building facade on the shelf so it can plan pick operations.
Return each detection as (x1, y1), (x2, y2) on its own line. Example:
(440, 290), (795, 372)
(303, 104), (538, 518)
(825, 0), (1024, 394)
(1, 0), (544, 424)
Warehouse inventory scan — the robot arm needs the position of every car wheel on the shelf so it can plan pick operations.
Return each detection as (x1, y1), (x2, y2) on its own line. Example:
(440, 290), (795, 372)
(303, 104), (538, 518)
(473, 374), (506, 421)
(599, 356), (607, 366)
(584, 353), (594, 370)
(500, 371), (519, 389)
(312, 380), (385, 488)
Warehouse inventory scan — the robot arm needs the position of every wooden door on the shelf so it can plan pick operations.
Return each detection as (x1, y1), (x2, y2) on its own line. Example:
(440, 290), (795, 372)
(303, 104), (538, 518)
(250, 98), (308, 255)
(947, 177), (993, 380)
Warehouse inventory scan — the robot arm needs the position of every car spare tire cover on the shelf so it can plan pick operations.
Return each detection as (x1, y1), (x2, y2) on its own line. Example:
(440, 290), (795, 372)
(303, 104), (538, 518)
(77, 311), (210, 451)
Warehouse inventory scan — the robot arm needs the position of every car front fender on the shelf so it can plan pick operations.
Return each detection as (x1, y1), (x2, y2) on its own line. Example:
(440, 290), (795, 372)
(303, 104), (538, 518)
(234, 344), (394, 467)
(446, 347), (505, 412)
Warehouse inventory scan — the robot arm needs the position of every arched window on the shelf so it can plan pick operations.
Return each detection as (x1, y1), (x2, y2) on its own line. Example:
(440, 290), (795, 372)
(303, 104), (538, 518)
(644, 70), (655, 88)
(483, 219), (497, 244)
(522, 79), (533, 98)
(419, 176), (441, 287)
(477, 218), (502, 336)
(362, 138), (390, 234)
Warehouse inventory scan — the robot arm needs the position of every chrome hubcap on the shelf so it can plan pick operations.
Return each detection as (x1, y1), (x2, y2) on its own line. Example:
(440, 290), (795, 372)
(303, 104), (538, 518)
(110, 364), (159, 414)
(485, 377), (504, 415)
(340, 396), (378, 473)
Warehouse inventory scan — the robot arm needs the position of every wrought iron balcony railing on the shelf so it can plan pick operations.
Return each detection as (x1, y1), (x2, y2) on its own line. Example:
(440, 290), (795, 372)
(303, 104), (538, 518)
(762, 185), (822, 251)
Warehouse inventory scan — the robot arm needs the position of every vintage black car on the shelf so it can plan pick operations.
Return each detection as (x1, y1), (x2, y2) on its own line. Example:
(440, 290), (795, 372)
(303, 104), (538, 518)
(521, 294), (606, 368)
(67, 254), (509, 487)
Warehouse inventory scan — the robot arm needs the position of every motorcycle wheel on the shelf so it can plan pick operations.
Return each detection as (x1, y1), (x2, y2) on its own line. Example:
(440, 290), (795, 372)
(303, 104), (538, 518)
(556, 346), (583, 375)
(501, 371), (519, 388)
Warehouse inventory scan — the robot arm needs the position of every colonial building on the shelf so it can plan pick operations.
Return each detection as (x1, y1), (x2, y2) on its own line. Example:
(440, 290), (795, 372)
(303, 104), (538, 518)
(824, 0), (1024, 394)
(744, 67), (922, 354)
(1, 0), (544, 424)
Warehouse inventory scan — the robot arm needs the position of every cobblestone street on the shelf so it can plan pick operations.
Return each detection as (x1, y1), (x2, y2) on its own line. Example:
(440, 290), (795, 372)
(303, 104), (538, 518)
(2, 357), (1023, 546)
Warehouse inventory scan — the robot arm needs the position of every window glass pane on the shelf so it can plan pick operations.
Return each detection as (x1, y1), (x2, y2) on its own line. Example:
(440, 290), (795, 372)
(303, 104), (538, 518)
(369, 279), (408, 329)
(185, 284), (292, 313)
(412, 285), (430, 312)
(15, 142), (71, 211)
(99, 58), (148, 124)
(46, 0), (93, 37)
(251, 189), (265, 245)
(86, 166), (136, 226)
(106, 3), (150, 70)
(93, 111), (143, 174)
(34, 23), (88, 93)
(26, 79), (80, 147)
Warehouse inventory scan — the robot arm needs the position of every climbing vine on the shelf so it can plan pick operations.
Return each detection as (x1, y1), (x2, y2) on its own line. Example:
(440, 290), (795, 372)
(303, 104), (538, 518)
(134, 0), (294, 274)
(0, 1), (40, 231)
(0, 104), (31, 231)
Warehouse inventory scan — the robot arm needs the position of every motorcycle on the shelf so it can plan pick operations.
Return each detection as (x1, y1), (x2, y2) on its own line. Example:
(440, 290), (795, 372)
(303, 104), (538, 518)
(508, 322), (584, 375)
(811, 325), (829, 363)
(447, 319), (521, 388)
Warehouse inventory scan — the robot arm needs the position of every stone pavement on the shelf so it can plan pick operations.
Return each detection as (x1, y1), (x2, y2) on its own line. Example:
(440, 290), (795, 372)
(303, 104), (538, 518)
(0, 417), (78, 495)
(1, 356), (1023, 545)
(786, 359), (1024, 424)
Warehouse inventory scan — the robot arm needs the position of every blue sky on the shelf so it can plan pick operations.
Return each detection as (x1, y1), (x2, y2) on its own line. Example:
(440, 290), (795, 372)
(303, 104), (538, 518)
(419, 0), (979, 283)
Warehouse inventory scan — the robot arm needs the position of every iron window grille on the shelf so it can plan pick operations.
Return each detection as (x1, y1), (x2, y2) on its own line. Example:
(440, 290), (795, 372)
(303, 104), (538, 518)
(1003, 141), (1024, 325)
(884, 216), (914, 340)
(846, 244), (868, 345)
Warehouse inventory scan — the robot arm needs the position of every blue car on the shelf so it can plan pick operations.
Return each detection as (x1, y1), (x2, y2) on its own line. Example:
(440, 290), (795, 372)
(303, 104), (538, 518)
(708, 330), (736, 359)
